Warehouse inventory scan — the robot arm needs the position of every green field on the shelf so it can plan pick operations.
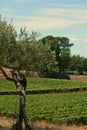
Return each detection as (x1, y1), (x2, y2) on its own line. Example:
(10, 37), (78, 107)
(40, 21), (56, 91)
(0, 78), (87, 125)
(0, 78), (87, 93)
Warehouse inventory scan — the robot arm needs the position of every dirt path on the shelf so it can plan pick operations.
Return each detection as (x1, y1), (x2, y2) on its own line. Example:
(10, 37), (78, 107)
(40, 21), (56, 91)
(33, 120), (87, 130)
(70, 75), (87, 82)
(0, 117), (12, 129)
(0, 117), (87, 130)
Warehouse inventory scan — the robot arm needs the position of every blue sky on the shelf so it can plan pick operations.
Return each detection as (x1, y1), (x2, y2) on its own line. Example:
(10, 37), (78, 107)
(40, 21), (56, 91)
(0, 0), (87, 57)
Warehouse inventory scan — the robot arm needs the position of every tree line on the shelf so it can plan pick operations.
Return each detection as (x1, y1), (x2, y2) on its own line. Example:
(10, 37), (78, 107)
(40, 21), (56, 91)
(0, 16), (87, 76)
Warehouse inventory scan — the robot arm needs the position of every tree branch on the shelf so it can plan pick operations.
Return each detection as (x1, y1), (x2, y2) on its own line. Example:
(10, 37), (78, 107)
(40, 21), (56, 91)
(0, 66), (13, 81)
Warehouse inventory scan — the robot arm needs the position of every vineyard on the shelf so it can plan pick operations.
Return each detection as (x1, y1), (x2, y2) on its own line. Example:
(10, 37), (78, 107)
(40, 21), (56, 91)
(0, 78), (87, 126)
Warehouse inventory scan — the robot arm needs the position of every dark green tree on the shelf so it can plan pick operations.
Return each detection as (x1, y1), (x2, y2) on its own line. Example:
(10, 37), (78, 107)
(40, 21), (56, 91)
(40, 36), (73, 73)
(82, 58), (87, 72)
(58, 37), (73, 72)
(70, 55), (87, 74)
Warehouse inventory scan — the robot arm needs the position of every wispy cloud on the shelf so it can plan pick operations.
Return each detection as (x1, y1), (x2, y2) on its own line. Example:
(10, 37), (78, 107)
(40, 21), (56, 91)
(13, 7), (87, 31)
(1, 7), (10, 12)
(69, 35), (80, 43)
(84, 39), (87, 43)
(11, 0), (31, 3)
(69, 35), (87, 44)
(2, 5), (87, 33)
(14, 16), (77, 30)
(40, 8), (87, 23)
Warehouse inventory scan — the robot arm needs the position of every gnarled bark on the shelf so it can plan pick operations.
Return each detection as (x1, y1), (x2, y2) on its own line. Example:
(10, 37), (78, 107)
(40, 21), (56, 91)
(0, 66), (31, 130)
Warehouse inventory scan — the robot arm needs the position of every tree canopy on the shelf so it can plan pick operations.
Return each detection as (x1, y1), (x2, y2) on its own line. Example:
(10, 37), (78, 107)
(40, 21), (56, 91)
(0, 15), (87, 75)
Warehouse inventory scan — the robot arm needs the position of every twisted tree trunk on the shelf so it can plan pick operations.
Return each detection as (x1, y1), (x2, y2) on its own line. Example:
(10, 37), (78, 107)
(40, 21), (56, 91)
(14, 85), (31, 130)
(0, 66), (31, 130)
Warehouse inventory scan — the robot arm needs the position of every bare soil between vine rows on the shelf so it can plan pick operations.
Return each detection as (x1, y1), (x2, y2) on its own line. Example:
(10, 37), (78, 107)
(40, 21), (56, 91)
(1, 117), (87, 130)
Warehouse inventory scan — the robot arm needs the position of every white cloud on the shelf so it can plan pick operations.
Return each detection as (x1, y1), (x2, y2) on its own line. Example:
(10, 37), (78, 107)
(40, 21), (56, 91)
(15, 8), (87, 31)
(4, 7), (87, 31)
(1, 8), (10, 12)
(39, 8), (87, 24)
(11, 0), (31, 2)
(69, 35), (80, 43)
(84, 39), (87, 43)
(40, 8), (70, 15)
(13, 16), (79, 31)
